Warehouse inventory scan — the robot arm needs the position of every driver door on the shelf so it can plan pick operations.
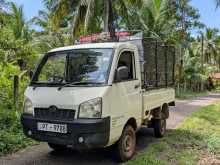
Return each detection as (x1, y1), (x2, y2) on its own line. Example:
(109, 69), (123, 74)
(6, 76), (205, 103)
(109, 50), (142, 140)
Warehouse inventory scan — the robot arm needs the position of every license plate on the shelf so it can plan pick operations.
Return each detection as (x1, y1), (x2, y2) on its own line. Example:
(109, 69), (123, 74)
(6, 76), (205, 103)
(37, 122), (67, 134)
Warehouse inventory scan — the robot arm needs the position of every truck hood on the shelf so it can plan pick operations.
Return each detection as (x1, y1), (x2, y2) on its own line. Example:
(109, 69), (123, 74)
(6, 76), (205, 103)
(25, 86), (109, 110)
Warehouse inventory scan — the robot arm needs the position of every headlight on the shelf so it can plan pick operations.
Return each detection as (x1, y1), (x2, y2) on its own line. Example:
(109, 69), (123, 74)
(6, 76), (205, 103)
(24, 98), (33, 115)
(78, 98), (102, 118)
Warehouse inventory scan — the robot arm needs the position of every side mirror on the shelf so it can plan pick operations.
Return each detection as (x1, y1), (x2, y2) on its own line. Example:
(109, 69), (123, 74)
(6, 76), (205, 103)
(29, 70), (34, 79)
(115, 66), (129, 82)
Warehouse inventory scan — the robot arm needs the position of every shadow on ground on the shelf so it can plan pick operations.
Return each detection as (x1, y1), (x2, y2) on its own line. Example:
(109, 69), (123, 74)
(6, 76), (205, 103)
(44, 128), (156, 165)
(0, 128), (157, 165)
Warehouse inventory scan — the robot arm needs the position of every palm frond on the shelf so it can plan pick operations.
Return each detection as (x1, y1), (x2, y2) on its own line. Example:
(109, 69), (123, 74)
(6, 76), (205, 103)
(215, 0), (220, 9)
(71, 1), (87, 39)
(84, 0), (95, 33)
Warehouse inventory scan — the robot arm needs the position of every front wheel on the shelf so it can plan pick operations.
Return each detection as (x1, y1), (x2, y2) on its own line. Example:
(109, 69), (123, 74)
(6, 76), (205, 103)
(115, 125), (136, 162)
(153, 119), (166, 138)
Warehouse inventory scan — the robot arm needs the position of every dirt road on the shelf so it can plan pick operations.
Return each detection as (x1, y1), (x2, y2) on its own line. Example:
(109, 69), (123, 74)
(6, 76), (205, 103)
(1, 93), (220, 165)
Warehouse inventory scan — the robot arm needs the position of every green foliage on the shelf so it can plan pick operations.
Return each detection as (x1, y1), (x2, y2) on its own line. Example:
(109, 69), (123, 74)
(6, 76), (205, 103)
(123, 104), (220, 165)
(176, 90), (209, 100)
(0, 0), (219, 157)
(0, 64), (36, 156)
(179, 28), (220, 91)
(0, 64), (19, 109)
(0, 108), (38, 156)
(0, 2), (38, 156)
(0, 27), (38, 69)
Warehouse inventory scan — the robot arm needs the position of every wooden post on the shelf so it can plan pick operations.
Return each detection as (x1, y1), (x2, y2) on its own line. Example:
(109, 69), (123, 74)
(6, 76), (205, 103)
(13, 71), (28, 112)
(13, 75), (19, 111)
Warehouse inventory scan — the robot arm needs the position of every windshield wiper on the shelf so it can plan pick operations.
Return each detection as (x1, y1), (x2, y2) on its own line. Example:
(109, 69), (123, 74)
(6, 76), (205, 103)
(57, 81), (103, 91)
(31, 81), (64, 90)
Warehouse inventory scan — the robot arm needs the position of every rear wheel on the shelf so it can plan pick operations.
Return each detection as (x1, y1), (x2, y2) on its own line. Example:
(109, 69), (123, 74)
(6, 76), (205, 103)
(153, 119), (166, 138)
(115, 125), (136, 162)
(48, 143), (67, 151)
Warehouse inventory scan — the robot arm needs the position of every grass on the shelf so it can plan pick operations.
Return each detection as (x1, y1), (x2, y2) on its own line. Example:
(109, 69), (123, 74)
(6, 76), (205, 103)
(176, 90), (210, 100)
(0, 108), (38, 157)
(176, 87), (220, 100)
(123, 103), (220, 165)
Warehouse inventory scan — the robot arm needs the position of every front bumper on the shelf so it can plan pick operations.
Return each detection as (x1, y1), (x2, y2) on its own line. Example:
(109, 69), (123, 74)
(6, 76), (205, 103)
(21, 114), (110, 149)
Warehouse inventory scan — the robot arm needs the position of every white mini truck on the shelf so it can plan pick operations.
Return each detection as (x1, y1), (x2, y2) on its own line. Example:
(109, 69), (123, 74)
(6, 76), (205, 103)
(21, 32), (175, 162)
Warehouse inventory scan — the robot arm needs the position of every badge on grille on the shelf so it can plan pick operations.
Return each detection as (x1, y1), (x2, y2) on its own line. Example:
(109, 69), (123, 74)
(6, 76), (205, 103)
(49, 105), (58, 112)
(49, 105), (58, 117)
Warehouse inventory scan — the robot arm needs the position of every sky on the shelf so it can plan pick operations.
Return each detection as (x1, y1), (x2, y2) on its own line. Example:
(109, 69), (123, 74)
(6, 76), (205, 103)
(10, 0), (220, 33)
(190, 0), (220, 33)
(10, 0), (44, 20)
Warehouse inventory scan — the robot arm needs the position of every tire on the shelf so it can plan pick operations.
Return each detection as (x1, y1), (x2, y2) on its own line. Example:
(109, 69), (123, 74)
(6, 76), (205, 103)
(115, 125), (136, 162)
(153, 119), (166, 138)
(48, 143), (67, 151)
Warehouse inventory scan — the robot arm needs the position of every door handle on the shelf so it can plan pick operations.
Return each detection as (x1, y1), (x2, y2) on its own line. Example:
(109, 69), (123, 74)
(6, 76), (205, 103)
(134, 83), (140, 89)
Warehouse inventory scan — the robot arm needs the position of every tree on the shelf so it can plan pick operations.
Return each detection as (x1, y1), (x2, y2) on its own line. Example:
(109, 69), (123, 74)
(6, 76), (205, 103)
(9, 2), (31, 41)
(195, 28), (220, 66)
(31, 10), (52, 33)
(0, 0), (10, 27)
(215, 0), (220, 8)
(203, 28), (219, 64)
(31, 8), (71, 52)
(43, 0), (143, 40)
(0, 0), (5, 10)
(131, 0), (176, 39)
(174, 0), (203, 86)
(0, 2), (38, 70)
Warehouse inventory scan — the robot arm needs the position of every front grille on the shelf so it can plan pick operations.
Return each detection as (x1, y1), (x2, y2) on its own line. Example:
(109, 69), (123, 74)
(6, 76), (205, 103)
(34, 107), (75, 121)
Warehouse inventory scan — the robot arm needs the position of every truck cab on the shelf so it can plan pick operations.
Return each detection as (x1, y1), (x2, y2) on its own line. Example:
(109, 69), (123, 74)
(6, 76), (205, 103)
(21, 33), (175, 162)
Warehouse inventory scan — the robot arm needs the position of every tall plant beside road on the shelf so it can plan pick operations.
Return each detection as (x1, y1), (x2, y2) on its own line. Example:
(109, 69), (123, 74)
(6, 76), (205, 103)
(9, 2), (31, 42)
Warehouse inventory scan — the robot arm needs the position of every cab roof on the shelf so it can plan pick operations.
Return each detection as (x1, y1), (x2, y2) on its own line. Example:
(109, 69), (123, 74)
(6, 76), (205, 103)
(49, 42), (129, 53)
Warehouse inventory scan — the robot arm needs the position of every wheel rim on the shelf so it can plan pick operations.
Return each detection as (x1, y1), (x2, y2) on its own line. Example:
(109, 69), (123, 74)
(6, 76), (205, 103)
(122, 131), (135, 156)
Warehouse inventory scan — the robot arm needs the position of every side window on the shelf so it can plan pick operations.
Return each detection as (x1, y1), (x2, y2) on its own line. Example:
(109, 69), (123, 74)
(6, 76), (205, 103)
(117, 51), (135, 81)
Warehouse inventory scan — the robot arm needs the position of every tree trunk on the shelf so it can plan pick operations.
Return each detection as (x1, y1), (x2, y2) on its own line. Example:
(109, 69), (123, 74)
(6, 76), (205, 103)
(219, 55), (220, 70)
(104, 0), (110, 32)
(103, 0), (116, 40)
(201, 34), (204, 72)
(71, 5), (81, 42)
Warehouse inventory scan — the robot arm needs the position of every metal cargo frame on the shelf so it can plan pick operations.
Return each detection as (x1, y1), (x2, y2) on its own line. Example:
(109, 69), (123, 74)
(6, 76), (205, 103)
(141, 38), (175, 90)
(118, 31), (175, 90)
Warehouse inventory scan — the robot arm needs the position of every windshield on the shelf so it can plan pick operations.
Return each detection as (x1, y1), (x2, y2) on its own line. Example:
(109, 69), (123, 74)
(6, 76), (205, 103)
(32, 48), (113, 85)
